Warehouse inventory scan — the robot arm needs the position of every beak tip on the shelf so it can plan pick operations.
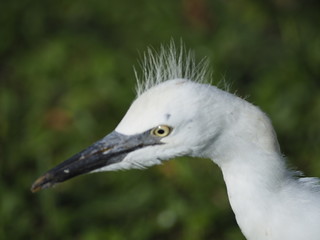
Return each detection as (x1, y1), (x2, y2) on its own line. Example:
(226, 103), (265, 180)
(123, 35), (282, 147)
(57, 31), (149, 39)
(30, 185), (41, 193)
(30, 173), (54, 193)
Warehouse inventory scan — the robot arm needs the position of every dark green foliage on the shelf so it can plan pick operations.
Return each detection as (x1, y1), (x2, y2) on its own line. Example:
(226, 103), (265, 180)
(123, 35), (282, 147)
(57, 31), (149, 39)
(1, 0), (319, 239)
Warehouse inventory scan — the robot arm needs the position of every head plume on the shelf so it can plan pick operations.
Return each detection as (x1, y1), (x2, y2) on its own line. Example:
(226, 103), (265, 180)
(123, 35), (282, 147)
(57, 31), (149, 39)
(134, 41), (211, 97)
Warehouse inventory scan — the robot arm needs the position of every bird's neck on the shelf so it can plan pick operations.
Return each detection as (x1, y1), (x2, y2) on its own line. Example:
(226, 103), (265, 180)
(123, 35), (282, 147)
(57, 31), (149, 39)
(209, 101), (290, 239)
(220, 149), (288, 239)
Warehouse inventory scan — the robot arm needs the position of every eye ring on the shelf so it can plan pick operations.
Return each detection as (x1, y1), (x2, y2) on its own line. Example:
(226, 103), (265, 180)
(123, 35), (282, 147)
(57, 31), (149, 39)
(151, 125), (172, 137)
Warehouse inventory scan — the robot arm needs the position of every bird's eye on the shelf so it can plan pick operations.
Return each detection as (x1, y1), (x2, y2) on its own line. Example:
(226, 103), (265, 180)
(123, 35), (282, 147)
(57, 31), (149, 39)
(151, 125), (172, 137)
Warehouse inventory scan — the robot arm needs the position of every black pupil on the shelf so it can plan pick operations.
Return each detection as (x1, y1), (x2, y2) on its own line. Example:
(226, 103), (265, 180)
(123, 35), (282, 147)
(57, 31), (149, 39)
(157, 129), (165, 135)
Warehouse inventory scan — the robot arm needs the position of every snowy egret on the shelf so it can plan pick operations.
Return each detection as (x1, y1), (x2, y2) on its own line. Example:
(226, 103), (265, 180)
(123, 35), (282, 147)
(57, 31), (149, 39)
(31, 44), (320, 240)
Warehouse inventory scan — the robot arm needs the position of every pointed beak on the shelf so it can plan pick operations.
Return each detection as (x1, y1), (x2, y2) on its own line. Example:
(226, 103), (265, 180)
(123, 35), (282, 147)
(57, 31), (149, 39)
(31, 130), (160, 193)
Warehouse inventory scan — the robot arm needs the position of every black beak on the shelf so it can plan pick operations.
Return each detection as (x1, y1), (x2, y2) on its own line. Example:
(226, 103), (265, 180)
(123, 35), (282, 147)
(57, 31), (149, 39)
(31, 130), (160, 193)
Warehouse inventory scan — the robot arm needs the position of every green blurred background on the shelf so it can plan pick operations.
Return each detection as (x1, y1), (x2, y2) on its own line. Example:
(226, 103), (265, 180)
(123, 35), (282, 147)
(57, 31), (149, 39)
(1, 0), (320, 239)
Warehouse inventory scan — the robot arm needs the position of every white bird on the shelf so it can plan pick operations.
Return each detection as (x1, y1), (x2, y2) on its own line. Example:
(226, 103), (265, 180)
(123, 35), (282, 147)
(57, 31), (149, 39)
(31, 43), (320, 240)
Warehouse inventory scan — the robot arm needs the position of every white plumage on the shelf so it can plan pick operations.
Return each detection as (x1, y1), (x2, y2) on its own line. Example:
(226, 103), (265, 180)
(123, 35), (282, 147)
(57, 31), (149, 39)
(32, 43), (320, 240)
(114, 45), (320, 240)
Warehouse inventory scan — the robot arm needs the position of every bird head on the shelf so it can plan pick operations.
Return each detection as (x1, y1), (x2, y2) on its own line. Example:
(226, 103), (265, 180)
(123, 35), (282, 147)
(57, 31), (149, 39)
(31, 78), (229, 192)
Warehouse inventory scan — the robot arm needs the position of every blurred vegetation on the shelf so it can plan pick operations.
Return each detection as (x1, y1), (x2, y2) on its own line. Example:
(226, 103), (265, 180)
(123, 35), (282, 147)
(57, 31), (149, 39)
(1, 0), (320, 239)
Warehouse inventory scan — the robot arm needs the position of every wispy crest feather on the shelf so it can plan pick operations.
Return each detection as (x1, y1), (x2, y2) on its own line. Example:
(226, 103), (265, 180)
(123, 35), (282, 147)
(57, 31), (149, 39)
(134, 42), (210, 96)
